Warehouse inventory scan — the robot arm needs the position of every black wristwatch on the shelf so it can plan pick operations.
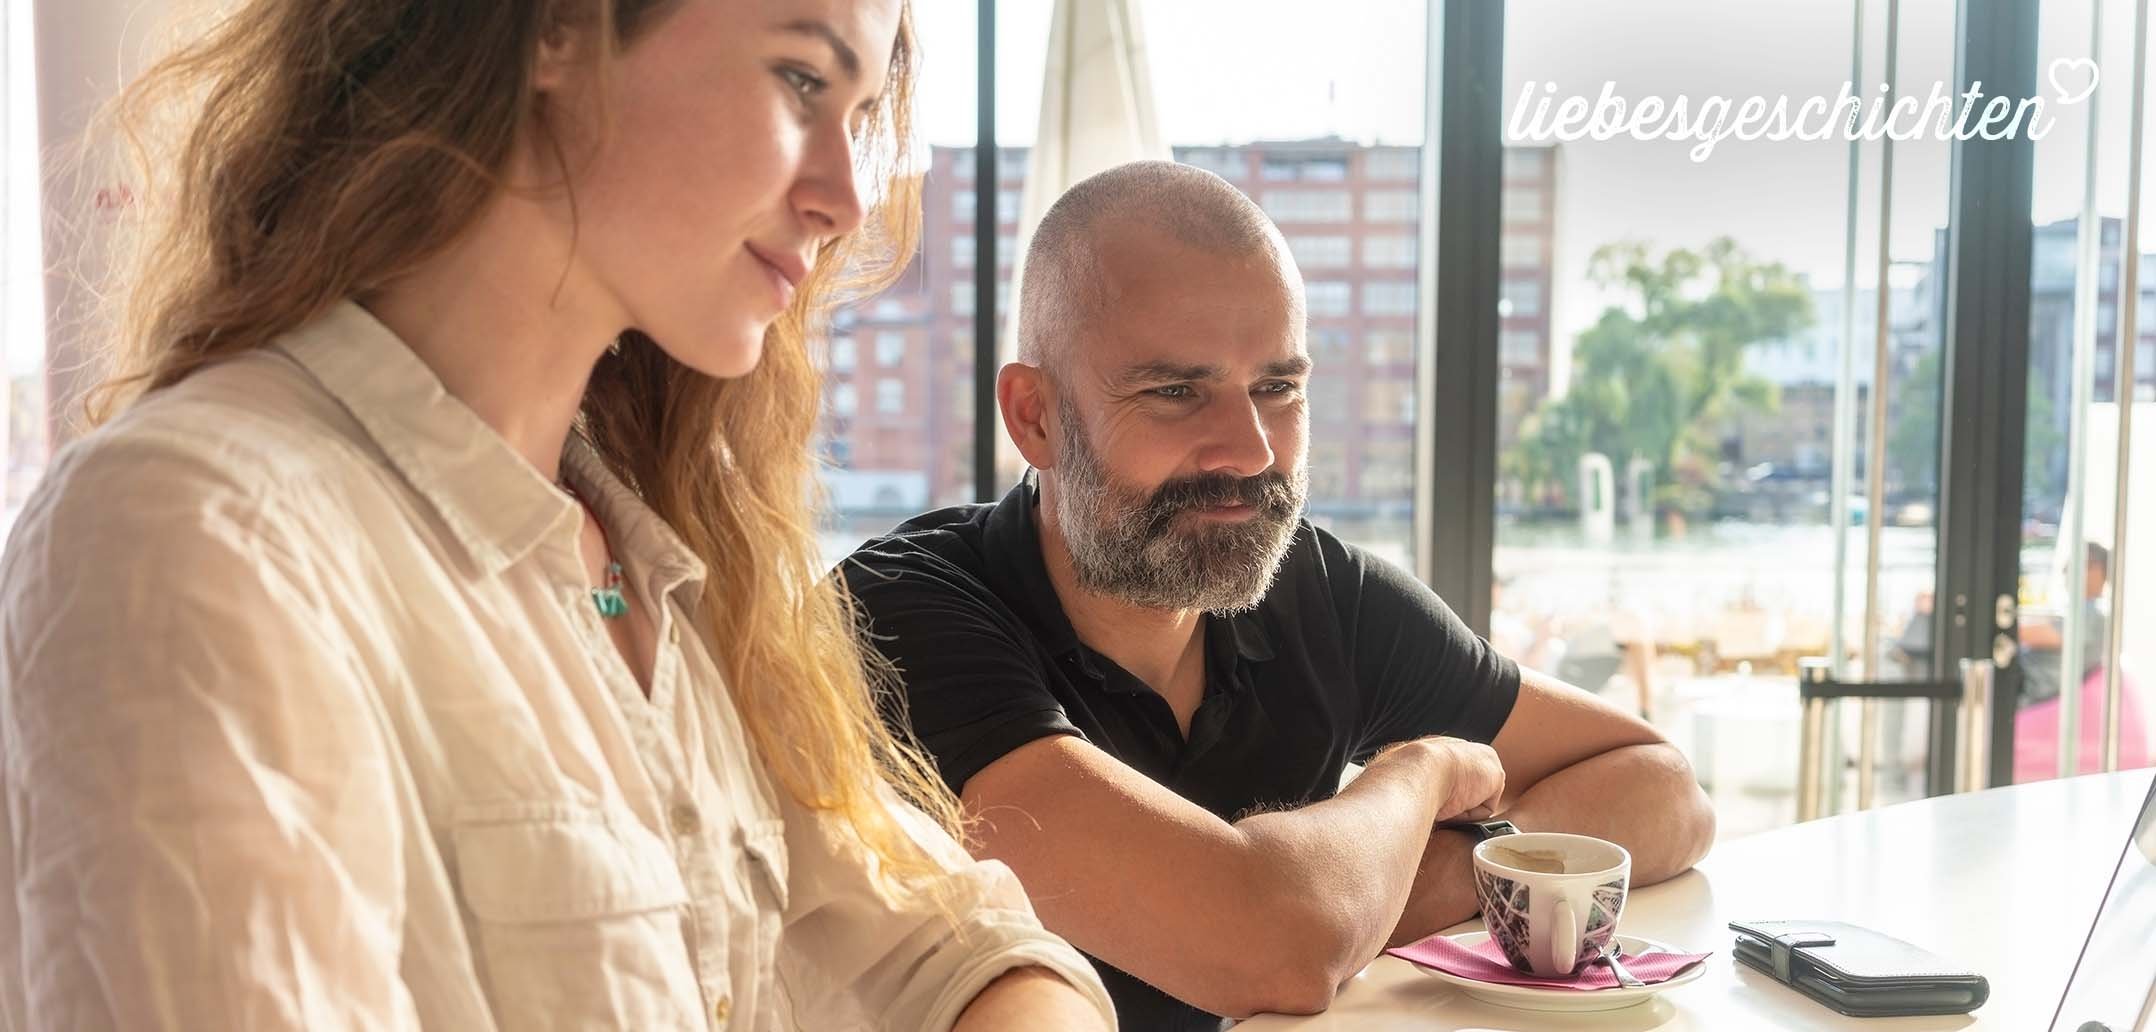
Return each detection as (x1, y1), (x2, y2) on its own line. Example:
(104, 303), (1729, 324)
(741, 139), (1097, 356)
(1439, 818), (1519, 840)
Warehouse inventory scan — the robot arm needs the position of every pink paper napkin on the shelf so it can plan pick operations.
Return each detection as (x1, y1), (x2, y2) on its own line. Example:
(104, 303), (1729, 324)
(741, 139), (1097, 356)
(1386, 934), (1712, 991)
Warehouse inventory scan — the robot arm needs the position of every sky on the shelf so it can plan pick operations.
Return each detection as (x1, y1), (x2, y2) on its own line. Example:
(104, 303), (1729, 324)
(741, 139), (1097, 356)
(909, 0), (2156, 346)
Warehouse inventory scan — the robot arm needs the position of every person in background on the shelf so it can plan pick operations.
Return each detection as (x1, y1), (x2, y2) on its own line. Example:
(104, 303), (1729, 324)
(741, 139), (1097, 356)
(2020, 541), (2112, 705)
(0, 1), (1112, 1028)
(842, 161), (1716, 1030)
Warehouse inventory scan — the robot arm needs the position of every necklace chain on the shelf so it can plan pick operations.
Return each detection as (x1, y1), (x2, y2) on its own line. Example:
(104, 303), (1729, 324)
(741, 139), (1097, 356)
(560, 478), (629, 620)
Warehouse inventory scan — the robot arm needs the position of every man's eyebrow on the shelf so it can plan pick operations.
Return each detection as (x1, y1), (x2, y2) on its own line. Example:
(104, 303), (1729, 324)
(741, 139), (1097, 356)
(774, 19), (861, 82)
(1263, 356), (1313, 378)
(1110, 361), (1220, 389)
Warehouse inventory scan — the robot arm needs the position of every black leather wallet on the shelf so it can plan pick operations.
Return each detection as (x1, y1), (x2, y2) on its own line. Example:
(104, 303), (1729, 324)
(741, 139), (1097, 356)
(1729, 919), (1990, 1017)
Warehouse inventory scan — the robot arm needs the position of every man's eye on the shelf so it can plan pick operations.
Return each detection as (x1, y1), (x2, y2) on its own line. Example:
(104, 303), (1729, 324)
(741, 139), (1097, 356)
(1261, 381), (1303, 396)
(1152, 385), (1195, 399)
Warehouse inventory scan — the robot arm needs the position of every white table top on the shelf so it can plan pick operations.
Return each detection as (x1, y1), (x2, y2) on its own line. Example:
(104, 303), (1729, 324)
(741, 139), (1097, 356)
(1242, 770), (2156, 1031)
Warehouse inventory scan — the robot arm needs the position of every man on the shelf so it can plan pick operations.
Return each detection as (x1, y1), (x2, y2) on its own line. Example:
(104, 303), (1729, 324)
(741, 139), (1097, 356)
(2020, 541), (2111, 705)
(841, 161), (1717, 1030)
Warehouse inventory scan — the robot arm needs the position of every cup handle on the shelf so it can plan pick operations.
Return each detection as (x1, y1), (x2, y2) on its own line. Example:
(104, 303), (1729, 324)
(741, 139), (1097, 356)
(1546, 890), (1579, 976)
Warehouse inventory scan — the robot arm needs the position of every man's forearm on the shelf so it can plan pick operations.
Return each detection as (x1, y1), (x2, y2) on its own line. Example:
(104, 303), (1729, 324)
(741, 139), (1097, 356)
(1229, 742), (1461, 1001)
(953, 967), (1109, 1032)
(1387, 742), (1715, 946)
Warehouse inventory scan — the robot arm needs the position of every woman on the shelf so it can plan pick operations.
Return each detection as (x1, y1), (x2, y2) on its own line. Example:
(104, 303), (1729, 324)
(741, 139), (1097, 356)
(0, 1), (1113, 1029)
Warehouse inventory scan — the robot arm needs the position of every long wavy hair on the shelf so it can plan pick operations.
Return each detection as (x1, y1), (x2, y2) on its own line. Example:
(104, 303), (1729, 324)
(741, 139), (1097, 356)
(85, 0), (961, 891)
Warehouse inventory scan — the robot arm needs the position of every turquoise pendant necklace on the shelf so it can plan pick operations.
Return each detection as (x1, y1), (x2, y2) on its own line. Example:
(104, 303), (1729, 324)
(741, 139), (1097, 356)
(561, 480), (629, 621)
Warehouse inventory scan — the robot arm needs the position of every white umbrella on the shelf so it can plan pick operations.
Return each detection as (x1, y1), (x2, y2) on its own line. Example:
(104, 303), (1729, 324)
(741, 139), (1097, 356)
(998, 0), (1168, 481)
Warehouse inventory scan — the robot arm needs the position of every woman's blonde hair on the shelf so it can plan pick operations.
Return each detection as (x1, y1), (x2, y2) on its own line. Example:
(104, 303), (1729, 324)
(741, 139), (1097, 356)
(87, 0), (961, 889)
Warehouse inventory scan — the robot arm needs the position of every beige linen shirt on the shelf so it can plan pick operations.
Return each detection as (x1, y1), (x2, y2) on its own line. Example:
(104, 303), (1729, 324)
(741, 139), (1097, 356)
(0, 303), (1112, 1031)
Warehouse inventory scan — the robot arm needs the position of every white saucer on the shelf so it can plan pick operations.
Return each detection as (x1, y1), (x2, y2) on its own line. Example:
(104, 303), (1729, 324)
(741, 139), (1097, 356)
(1405, 932), (1707, 1012)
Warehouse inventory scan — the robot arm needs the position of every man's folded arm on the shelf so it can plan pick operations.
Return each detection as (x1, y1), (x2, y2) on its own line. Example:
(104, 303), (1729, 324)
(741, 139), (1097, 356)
(959, 731), (1488, 1019)
(1387, 668), (1718, 945)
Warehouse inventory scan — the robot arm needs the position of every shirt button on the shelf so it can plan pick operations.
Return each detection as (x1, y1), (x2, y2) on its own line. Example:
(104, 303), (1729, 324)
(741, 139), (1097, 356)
(713, 994), (732, 1023)
(669, 802), (702, 837)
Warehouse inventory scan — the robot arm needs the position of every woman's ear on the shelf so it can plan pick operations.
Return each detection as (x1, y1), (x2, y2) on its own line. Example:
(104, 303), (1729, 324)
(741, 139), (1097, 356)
(532, 13), (595, 94)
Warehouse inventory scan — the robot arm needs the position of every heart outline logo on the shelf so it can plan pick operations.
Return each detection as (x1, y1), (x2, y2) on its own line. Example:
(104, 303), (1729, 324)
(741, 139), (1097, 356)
(2050, 57), (2100, 105)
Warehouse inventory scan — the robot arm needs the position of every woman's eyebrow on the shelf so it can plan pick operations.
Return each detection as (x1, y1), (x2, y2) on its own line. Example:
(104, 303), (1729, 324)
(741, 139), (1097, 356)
(772, 18), (861, 83)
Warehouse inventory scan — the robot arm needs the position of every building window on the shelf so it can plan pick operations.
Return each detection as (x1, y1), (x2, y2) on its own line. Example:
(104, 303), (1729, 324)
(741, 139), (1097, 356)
(999, 234), (1017, 266)
(1362, 235), (1416, 269)
(1363, 190), (1418, 223)
(1504, 148), (1547, 179)
(1366, 329), (1414, 365)
(1262, 154), (1349, 181)
(1311, 328), (1352, 356)
(953, 190), (976, 222)
(1366, 380), (1414, 425)
(876, 380), (905, 415)
(1310, 374), (1350, 415)
(1364, 149), (1419, 181)
(1306, 280), (1353, 317)
(1501, 279), (1543, 318)
(952, 282), (975, 316)
(951, 236), (975, 268)
(830, 336), (857, 372)
(1287, 235), (1352, 269)
(1261, 189), (1352, 224)
(1500, 330), (1542, 365)
(1501, 187), (1544, 226)
(833, 382), (858, 417)
(1179, 147), (1250, 179)
(1364, 281), (1418, 316)
(1363, 440), (1414, 496)
(1502, 233), (1546, 267)
(876, 332), (906, 367)
(997, 190), (1019, 223)
(999, 149), (1030, 180)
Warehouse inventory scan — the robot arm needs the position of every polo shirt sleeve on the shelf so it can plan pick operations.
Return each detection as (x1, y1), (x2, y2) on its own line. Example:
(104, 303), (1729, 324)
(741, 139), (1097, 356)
(840, 550), (1082, 796)
(1315, 529), (1521, 761)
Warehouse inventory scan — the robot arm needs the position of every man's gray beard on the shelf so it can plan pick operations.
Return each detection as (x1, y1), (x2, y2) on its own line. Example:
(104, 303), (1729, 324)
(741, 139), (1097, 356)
(1047, 399), (1306, 614)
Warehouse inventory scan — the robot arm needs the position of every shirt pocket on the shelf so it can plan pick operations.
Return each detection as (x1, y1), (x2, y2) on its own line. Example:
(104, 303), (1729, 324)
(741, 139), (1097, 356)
(453, 803), (704, 1032)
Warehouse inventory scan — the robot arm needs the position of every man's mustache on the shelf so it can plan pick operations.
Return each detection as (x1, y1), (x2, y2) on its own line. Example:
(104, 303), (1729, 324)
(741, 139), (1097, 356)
(1138, 470), (1299, 536)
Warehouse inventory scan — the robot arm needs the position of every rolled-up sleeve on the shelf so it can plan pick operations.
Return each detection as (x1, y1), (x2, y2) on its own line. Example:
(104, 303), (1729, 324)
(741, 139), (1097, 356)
(0, 442), (418, 1031)
(774, 785), (1115, 1031)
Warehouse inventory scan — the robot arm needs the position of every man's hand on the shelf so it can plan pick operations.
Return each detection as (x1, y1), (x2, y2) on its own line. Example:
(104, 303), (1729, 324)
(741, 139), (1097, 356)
(1376, 737), (1505, 822)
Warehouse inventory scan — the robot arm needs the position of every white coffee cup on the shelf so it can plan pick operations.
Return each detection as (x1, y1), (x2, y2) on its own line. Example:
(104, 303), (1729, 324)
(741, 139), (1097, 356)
(1470, 831), (1633, 978)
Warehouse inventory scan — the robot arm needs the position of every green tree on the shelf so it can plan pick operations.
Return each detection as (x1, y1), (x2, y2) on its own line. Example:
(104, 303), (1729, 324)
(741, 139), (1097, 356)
(1503, 237), (1813, 516)
(1887, 351), (1941, 497)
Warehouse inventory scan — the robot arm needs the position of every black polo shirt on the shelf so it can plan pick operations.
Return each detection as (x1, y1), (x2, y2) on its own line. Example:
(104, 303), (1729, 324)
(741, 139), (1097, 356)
(839, 480), (1520, 1031)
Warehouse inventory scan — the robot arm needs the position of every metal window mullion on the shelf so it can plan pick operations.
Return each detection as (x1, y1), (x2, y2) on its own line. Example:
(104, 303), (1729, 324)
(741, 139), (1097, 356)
(2100, 0), (2149, 772)
(972, 0), (1000, 504)
(1936, 0), (2036, 794)
(1420, 0), (1503, 633)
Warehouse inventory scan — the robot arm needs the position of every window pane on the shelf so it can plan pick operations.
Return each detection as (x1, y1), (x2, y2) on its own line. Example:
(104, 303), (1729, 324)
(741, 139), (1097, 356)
(1124, 0), (1431, 566)
(2015, 0), (2156, 783)
(817, 9), (979, 556)
(1494, 1), (1953, 837)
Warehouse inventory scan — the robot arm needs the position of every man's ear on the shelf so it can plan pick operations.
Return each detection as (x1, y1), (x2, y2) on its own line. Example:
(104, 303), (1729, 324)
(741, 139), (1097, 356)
(998, 362), (1057, 471)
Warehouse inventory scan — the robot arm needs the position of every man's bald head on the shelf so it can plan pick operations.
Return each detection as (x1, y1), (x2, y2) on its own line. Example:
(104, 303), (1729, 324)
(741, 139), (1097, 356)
(1017, 160), (1302, 372)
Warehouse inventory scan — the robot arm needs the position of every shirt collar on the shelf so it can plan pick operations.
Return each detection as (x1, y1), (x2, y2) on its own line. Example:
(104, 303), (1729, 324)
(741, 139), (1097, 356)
(274, 301), (706, 608)
(981, 472), (1278, 678)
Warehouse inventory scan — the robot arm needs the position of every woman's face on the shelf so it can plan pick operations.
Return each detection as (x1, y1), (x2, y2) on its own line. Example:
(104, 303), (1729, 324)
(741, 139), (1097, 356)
(538, 0), (903, 377)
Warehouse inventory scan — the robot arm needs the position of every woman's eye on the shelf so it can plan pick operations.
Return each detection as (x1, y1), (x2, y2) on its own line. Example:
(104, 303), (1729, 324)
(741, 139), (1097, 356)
(778, 65), (827, 101)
